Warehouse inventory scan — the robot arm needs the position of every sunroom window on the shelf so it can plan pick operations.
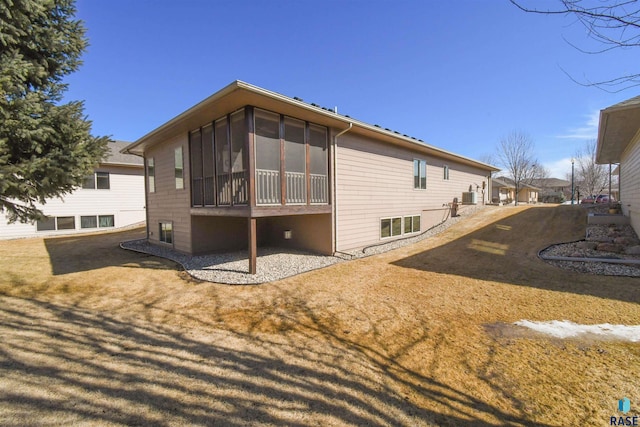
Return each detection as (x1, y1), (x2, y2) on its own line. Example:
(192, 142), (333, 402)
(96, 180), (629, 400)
(255, 109), (281, 205)
(309, 124), (328, 204)
(285, 117), (306, 204)
(230, 110), (247, 204)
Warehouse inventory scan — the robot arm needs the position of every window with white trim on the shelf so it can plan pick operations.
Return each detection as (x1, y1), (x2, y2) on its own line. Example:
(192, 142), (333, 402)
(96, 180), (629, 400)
(36, 216), (75, 231)
(147, 157), (155, 193)
(36, 216), (56, 231)
(82, 172), (110, 189)
(404, 215), (421, 234)
(414, 159), (426, 189)
(443, 165), (450, 180)
(81, 215), (115, 229)
(381, 217), (402, 239)
(175, 147), (184, 190)
(56, 216), (75, 230)
(159, 222), (173, 244)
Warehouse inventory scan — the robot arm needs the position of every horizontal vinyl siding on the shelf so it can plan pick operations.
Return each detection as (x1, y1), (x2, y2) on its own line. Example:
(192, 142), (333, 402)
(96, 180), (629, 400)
(146, 134), (192, 253)
(621, 137), (640, 235)
(0, 165), (145, 239)
(335, 133), (489, 251)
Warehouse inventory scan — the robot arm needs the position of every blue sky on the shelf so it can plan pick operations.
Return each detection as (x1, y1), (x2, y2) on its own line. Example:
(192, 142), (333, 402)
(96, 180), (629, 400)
(64, 0), (638, 179)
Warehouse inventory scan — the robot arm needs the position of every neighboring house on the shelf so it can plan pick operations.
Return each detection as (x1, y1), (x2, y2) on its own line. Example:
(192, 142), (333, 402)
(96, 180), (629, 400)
(0, 141), (145, 239)
(124, 81), (499, 272)
(491, 177), (539, 204)
(596, 95), (640, 234)
(532, 178), (571, 203)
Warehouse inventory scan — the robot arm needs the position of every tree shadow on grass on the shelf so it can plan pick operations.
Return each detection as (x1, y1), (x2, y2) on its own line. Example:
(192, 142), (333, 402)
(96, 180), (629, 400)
(43, 227), (178, 275)
(392, 206), (640, 303)
(0, 295), (553, 426)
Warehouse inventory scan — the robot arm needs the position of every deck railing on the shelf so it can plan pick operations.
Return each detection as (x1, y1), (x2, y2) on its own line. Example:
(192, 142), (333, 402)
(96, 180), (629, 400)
(256, 169), (281, 205)
(196, 169), (327, 207)
(232, 170), (248, 204)
(213, 171), (247, 206)
(285, 171), (306, 204)
(310, 173), (328, 204)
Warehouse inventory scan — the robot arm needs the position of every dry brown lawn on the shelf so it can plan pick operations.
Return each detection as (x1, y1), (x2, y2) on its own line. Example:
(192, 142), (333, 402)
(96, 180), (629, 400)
(0, 205), (638, 426)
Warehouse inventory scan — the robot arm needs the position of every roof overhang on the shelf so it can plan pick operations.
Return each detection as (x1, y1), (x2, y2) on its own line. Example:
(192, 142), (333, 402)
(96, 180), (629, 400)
(596, 97), (640, 164)
(124, 80), (499, 172)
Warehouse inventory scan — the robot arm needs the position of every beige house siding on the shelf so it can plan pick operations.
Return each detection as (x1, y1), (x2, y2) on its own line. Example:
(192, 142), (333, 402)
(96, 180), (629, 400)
(146, 134), (192, 253)
(335, 133), (488, 251)
(620, 136), (640, 234)
(517, 188), (538, 203)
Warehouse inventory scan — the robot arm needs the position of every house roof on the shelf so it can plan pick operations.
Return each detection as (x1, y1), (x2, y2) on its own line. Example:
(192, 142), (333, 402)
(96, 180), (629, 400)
(492, 177), (540, 190)
(532, 178), (570, 188)
(123, 80), (499, 172)
(596, 95), (640, 164)
(104, 141), (143, 167)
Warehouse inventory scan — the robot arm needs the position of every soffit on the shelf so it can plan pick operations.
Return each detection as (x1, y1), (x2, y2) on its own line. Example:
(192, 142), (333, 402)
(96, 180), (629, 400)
(597, 98), (640, 164)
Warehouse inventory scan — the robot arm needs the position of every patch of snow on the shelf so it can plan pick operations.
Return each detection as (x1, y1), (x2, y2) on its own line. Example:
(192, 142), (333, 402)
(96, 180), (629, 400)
(514, 320), (640, 342)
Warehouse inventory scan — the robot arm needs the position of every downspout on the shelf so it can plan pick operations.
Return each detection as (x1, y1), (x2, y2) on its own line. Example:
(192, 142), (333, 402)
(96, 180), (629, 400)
(126, 150), (150, 240)
(332, 123), (353, 254)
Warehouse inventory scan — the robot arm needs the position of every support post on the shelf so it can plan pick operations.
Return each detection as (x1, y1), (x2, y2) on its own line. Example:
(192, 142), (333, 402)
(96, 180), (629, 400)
(248, 217), (257, 274)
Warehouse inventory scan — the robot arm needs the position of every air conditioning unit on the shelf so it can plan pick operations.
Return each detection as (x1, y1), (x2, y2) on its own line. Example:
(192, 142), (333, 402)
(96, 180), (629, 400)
(462, 192), (477, 205)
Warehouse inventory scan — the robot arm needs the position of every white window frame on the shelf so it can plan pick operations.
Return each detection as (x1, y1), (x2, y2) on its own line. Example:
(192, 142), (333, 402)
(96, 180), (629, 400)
(82, 172), (110, 190)
(380, 216), (403, 239)
(175, 147), (184, 190)
(413, 159), (427, 190)
(147, 157), (155, 193)
(159, 221), (174, 245)
(403, 214), (421, 234)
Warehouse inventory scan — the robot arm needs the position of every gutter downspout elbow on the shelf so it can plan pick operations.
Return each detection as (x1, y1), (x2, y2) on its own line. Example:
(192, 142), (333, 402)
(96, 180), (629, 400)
(333, 123), (353, 255)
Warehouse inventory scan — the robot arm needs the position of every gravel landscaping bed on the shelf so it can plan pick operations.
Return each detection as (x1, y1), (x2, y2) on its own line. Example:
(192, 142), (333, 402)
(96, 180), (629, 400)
(122, 205), (486, 284)
(121, 241), (343, 285)
(539, 208), (640, 277)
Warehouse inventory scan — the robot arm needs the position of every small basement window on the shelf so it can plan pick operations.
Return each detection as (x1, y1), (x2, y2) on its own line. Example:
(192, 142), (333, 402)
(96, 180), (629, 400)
(381, 217), (402, 239)
(56, 216), (75, 230)
(36, 216), (56, 231)
(404, 215), (421, 234)
(159, 222), (173, 244)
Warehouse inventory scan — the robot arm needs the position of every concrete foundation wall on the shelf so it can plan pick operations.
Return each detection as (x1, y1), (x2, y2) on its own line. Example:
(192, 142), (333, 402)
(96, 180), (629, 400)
(260, 214), (332, 255)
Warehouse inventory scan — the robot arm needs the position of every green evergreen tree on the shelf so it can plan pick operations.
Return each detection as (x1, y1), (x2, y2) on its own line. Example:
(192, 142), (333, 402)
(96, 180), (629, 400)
(0, 0), (109, 223)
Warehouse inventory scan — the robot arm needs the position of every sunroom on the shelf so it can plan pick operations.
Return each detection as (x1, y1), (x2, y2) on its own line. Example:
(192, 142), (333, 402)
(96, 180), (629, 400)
(187, 105), (332, 273)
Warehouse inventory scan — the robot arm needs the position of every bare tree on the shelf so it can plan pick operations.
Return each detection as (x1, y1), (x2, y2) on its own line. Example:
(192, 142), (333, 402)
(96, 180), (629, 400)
(510, 0), (640, 92)
(574, 139), (608, 197)
(496, 131), (543, 205)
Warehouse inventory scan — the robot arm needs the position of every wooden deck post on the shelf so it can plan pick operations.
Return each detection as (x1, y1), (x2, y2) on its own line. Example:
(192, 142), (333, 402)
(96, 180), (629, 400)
(248, 217), (257, 274)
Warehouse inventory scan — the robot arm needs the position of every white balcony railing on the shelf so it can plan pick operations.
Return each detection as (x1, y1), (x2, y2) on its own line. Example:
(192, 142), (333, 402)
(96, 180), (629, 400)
(310, 173), (328, 204)
(285, 171), (306, 204)
(256, 169), (281, 205)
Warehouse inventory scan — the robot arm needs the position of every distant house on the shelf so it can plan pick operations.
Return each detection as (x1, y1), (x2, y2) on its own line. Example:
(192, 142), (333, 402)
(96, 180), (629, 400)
(596, 95), (640, 233)
(0, 141), (145, 239)
(532, 178), (571, 203)
(491, 177), (539, 204)
(124, 81), (499, 272)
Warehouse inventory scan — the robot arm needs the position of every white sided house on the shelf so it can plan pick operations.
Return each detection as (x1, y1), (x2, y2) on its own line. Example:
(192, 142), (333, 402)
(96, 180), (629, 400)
(125, 81), (499, 273)
(0, 141), (145, 239)
(597, 95), (640, 235)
